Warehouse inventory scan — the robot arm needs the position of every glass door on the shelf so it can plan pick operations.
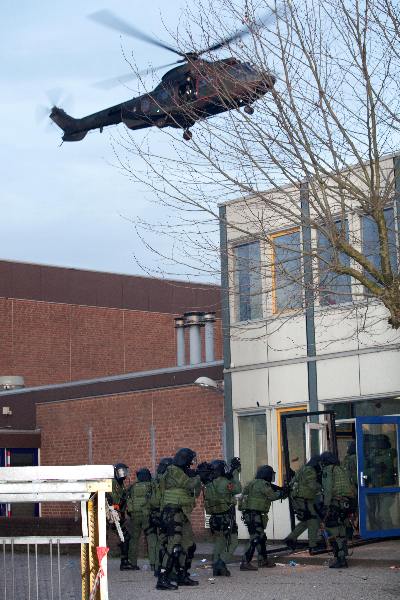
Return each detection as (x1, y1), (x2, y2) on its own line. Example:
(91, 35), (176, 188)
(356, 416), (400, 538)
(281, 410), (338, 529)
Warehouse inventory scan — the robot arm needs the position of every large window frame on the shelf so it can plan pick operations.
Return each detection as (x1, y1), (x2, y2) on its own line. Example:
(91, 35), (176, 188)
(238, 412), (268, 485)
(317, 218), (353, 307)
(361, 206), (399, 286)
(233, 240), (263, 323)
(276, 405), (307, 485)
(270, 228), (303, 315)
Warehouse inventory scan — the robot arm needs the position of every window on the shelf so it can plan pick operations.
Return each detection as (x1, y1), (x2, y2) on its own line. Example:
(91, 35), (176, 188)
(238, 414), (268, 485)
(234, 241), (263, 321)
(318, 220), (352, 306)
(271, 229), (302, 313)
(277, 406), (307, 484)
(362, 207), (398, 282)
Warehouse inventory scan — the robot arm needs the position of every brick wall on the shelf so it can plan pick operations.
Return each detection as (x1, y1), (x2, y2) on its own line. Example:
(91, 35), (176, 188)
(36, 384), (224, 536)
(0, 298), (222, 387)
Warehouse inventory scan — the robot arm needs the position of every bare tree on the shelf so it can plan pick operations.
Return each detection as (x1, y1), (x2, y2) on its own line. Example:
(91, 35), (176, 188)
(114, 0), (400, 331)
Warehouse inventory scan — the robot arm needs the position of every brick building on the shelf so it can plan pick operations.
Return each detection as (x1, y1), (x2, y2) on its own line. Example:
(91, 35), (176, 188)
(0, 260), (224, 536)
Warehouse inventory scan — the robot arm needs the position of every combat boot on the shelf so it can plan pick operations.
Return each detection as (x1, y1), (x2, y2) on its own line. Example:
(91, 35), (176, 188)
(284, 537), (297, 552)
(258, 556), (276, 568)
(213, 559), (231, 576)
(329, 556), (348, 569)
(177, 571), (199, 586)
(120, 559), (140, 571)
(156, 573), (178, 590)
(240, 560), (258, 571)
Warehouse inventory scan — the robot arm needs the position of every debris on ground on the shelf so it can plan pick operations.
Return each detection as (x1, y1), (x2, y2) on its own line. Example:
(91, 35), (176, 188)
(288, 560), (299, 567)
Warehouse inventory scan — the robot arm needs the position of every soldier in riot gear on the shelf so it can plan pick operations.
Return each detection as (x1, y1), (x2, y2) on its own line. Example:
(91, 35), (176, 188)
(239, 465), (287, 571)
(150, 457), (173, 576)
(126, 467), (154, 569)
(204, 457), (242, 576)
(319, 451), (355, 568)
(107, 463), (138, 571)
(156, 448), (201, 590)
(284, 455), (324, 554)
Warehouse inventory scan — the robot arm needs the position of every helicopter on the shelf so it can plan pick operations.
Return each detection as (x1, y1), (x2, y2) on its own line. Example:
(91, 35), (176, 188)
(50, 9), (276, 142)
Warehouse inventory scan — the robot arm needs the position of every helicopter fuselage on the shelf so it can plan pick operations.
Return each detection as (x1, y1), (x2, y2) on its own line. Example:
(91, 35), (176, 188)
(50, 58), (275, 142)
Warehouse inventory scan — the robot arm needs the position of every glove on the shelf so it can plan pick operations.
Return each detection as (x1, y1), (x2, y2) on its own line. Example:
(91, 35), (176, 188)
(230, 457), (241, 472)
(186, 468), (199, 478)
(196, 462), (212, 484)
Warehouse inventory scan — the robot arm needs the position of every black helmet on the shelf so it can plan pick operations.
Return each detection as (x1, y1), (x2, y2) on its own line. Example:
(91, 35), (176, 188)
(173, 448), (197, 468)
(347, 441), (356, 456)
(114, 463), (129, 481)
(307, 455), (321, 468)
(319, 452), (339, 466)
(136, 467), (152, 482)
(210, 459), (229, 478)
(256, 465), (275, 482)
(374, 434), (391, 450)
(157, 457), (173, 476)
(197, 461), (212, 484)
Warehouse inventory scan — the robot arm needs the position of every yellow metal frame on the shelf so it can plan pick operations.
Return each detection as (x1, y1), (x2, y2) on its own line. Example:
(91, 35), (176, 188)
(270, 227), (300, 315)
(276, 405), (307, 485)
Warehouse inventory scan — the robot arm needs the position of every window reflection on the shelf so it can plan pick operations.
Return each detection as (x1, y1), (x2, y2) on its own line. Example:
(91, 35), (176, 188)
(239, 414), (268, 485)
(234, 242), (263, 321)
(318, 220), (352, 306)
(272, 229), (302, 313)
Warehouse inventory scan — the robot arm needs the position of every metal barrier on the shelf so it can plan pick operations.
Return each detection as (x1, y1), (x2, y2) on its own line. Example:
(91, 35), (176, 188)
(0, 465), (113, 600)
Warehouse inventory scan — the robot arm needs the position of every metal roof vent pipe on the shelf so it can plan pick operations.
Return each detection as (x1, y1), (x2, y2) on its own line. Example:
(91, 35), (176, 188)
(184, 311), (205, 366)
(174, 316), (186, 367)
(0, 376), (25, 391)
(204, 312), (216, 363)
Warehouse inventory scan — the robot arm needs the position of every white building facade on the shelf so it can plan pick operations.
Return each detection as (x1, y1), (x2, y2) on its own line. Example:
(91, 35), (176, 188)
(219, 155), (400, 541)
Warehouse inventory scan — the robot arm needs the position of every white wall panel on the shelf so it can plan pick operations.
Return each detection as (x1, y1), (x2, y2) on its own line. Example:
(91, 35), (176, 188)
(314, 306), (359, 354)
(357, 303), (400, 349)
(267, 315), (307, 361)
(231, 368), (269, 409)
(317, 355), (360, 400)
(359, 350), (400, 396)
(230, 321), (268, 368)
(268, 363), (308, 405)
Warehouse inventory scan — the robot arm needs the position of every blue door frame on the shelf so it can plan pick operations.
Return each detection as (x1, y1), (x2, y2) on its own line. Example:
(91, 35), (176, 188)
(356, 415), (400, 539)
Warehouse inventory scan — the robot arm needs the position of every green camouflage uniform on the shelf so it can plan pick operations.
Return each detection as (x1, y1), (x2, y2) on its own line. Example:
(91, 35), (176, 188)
(239, 478), (282, 565)
(126, 480), (155, 567)
(286, 465), (322, 549)
(108, 479), (134, 563)
(159, 465), (201, 578)
(204, 469), (241, 569)
(322, 464), (355, 564)
(149, 474), (166, 572)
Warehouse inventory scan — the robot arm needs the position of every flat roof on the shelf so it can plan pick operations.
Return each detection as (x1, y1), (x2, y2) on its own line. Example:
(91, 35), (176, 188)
(0, 259), (220, 315)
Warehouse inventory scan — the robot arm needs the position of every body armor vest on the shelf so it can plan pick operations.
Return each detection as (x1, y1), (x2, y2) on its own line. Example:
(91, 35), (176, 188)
(127, 481), (152, 513)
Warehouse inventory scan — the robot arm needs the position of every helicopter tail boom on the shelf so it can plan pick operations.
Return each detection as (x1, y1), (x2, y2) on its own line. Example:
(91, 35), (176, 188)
(49, 107), (88, 142)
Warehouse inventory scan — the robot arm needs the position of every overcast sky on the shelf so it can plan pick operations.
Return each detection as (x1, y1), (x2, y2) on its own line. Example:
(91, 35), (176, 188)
(1, 0), (195, 277)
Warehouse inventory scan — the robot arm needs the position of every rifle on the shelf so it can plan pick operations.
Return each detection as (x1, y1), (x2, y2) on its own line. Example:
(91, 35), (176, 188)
(106, 501), (125, 543)
(225, 505), (236, 553)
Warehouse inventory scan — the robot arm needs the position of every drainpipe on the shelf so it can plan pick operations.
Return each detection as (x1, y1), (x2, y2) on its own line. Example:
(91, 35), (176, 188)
(184, 311), (204, 365)
(174, 316), (186, 367)
(204, 312), (216, 362)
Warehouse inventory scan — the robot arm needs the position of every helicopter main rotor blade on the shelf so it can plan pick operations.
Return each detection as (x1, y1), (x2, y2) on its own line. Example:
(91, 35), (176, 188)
(89, 10), (184, 57)
(93, 61), (184, 90)
(198, 7), (279, 55)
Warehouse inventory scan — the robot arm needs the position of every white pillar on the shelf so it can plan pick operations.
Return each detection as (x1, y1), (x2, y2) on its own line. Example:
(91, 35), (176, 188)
(204, 312), (216, 362)
(184, 312), (204, 365)
(174, 317), (186, 366)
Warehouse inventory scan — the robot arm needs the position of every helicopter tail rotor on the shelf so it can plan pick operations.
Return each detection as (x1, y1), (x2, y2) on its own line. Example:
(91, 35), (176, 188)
(49, 107), (87, 142)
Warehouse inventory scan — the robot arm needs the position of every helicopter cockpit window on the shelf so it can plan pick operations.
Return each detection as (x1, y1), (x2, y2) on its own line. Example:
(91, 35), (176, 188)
(141, 98), (151, 113)
(178, 76), (197, 102)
